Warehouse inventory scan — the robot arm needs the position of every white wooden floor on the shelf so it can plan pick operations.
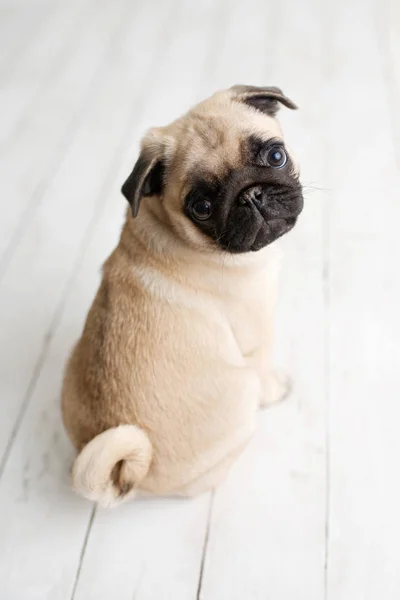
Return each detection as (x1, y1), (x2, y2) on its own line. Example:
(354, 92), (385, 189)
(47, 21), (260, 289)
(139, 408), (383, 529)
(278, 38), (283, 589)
(1, 0), (400, 598)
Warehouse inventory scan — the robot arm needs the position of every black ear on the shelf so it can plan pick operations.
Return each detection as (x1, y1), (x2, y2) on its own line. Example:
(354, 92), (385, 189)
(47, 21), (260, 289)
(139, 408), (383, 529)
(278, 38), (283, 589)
(121, 153), (165, 218)
(231, 85), (297, 117)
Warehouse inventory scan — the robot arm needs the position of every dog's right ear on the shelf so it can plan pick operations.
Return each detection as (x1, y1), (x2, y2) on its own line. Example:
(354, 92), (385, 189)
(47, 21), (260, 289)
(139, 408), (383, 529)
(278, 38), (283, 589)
(121, 147), (165, 218)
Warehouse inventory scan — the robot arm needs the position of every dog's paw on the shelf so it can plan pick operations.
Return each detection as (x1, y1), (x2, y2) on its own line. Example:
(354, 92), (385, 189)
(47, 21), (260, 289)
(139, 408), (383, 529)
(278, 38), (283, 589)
(259, 369), (292, 408)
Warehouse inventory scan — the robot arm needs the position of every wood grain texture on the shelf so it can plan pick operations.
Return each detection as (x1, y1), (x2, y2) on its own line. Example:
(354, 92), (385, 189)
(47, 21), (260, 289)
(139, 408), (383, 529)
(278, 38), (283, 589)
(0, 0), (399, 598)
(325, 0), (400, 598)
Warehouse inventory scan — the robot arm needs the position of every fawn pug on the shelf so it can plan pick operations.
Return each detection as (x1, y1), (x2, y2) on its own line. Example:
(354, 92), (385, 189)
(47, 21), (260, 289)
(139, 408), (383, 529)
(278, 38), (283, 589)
(62, 85), (303, 506)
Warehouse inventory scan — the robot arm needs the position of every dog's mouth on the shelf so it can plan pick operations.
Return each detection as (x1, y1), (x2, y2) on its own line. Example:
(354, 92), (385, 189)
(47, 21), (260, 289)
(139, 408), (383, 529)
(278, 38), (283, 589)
(249, 216), (297, 251)
(218, 182), (303, 253)
(220, 216), (298, 253)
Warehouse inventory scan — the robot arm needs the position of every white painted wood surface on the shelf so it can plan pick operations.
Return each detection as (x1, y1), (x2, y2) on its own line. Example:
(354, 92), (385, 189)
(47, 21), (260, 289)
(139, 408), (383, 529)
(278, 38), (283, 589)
(0, 0), (399, 598)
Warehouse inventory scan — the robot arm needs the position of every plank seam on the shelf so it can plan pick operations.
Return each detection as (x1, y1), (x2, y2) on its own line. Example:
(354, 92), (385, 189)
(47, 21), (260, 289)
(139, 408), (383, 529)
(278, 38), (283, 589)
(196, 491), (214, 600)
(70, 505), (97, 600)
(374, 0), (400, 172)
(322, 4), (333, 598)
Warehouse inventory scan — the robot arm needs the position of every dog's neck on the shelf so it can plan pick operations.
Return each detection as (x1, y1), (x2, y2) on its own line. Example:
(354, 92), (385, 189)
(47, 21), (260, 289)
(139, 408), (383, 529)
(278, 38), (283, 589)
(113, 201), (282, 304)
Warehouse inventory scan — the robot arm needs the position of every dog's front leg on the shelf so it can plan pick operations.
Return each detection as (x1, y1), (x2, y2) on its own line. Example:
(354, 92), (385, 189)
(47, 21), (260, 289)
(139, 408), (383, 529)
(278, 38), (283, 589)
(245, 342), (291, 408)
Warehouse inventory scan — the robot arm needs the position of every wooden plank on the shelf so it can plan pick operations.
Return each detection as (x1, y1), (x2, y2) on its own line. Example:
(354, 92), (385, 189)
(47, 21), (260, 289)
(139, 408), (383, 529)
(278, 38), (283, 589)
(201, 0), (276, 94)
(0, 4), (51, 73)
(198, 0), (327, 598)
(0, 1), (86, 145)
(325, 0), (400, 598)
(74, 499), (209, 600)
(0, 0), (125, 264)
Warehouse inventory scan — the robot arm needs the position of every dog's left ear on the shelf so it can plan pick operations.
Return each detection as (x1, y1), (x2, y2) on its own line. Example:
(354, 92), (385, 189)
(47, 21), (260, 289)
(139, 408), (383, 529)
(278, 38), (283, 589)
(231, 85), (297, 117)
(121, 143), (165, 218)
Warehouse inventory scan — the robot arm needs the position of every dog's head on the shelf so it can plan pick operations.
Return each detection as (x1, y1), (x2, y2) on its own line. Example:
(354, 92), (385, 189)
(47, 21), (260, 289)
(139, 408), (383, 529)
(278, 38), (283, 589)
(121, 85), (303, 254)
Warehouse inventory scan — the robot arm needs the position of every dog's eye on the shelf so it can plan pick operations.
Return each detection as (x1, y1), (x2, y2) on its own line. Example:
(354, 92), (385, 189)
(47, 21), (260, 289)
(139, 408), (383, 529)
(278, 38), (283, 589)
(192, 199), (212, 221)
(266, 145), (287, 168)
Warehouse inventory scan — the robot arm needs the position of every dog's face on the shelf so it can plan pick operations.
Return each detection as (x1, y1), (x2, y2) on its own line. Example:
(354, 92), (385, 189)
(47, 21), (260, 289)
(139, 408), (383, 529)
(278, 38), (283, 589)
(122, 85), (303, 254)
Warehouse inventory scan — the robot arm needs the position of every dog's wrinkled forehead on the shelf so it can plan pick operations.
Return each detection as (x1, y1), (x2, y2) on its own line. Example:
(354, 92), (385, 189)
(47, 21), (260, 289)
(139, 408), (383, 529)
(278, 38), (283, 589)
(172, 91), (284, 181)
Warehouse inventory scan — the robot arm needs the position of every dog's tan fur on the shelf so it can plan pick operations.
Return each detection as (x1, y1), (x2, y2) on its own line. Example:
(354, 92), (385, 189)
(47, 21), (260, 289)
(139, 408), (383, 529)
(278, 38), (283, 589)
(62, 86), (296, 506)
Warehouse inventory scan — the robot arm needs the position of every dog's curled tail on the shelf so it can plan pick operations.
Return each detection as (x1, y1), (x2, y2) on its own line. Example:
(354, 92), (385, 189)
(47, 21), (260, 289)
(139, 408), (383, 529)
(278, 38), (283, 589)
(72, 425), (152, 507)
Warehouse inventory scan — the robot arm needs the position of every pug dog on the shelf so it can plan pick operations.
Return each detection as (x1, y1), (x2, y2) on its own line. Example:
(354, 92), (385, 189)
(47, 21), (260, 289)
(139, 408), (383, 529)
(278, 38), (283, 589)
(61, 85), (303, 507)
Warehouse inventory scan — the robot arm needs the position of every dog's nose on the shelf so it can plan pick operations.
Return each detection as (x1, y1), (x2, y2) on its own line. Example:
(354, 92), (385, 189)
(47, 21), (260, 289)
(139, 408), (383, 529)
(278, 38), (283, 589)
(238, 185), (264, 207)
